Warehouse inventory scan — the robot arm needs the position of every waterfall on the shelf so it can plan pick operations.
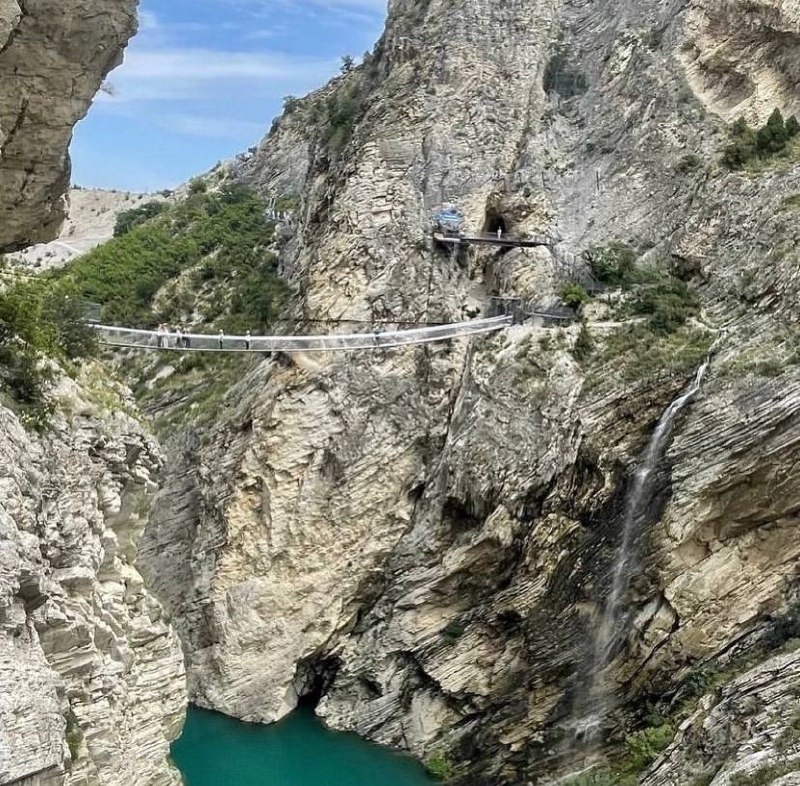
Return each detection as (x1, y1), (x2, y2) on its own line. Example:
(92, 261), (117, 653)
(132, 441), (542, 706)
(573, 348), (716, 743)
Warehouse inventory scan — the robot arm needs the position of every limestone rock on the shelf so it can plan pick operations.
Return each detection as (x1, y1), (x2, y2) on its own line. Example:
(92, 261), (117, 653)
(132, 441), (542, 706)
(641, 648), (800, 786)
(0, 0), (138, 251)
(139, 0), (800, 783)
(0, 369), (186, 785)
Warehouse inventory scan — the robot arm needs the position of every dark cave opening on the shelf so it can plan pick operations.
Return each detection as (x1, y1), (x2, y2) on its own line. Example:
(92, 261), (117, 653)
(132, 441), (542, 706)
(294, 655), (342, 710)
(483, 210), (508, 235)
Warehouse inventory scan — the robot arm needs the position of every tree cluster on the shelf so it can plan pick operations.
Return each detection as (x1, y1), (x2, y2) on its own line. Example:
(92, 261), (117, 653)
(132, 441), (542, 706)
(723, 108), (800, 169)
(52, 184), (288, 332)
(0, 279), (98, 411)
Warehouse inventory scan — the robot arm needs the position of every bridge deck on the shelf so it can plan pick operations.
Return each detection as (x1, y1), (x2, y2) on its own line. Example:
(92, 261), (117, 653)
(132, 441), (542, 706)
(433, 232), (550, 248)
(92, 316), (512, 353)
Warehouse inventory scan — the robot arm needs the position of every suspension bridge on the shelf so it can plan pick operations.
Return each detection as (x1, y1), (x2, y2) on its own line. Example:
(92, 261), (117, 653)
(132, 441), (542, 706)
(91, 316), (513, 353)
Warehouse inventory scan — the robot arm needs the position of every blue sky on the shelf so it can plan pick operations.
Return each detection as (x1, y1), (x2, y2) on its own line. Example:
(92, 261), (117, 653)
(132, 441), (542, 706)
(70, 0), (387, 192)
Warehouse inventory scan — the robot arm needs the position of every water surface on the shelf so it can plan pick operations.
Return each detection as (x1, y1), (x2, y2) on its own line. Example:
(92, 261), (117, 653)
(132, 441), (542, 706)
(172, 706), (437, 786)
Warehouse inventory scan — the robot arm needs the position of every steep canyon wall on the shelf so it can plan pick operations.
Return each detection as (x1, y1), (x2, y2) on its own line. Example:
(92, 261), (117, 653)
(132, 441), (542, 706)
(0, 371), (186, 786)
(139, 0), (800, 783)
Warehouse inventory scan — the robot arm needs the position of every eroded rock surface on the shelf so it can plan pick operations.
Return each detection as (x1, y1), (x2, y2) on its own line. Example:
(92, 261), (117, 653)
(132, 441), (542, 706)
(139, 0), (800, 782)
(0, 0), (138, 251)
(0, 370), (186, 785)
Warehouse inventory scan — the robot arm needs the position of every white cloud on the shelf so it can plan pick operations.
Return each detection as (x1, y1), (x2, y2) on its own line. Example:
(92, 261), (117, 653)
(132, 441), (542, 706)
(234, 0), (386, 11)
(158, 113), (268, 139)
(123, 48), (326, 81)
(102, 46), (336, 102)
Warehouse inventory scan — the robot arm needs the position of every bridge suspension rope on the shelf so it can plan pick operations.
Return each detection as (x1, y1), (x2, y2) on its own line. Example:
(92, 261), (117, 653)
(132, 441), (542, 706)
(91, 316), (512, 354)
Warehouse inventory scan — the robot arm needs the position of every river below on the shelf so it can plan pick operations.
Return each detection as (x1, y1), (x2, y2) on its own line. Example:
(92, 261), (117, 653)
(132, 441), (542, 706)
(172, 706), (438, 786)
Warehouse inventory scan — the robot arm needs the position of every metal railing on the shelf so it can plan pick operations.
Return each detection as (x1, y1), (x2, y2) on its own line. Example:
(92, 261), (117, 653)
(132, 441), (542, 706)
(91, 316), (513, 353)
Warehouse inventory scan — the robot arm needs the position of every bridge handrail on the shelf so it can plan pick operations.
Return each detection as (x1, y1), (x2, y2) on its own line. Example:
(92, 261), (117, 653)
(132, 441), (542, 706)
(91, 316), (512, 353)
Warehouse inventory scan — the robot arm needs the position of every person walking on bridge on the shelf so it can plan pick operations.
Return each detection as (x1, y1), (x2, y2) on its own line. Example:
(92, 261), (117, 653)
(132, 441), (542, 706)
(176, 326), (184, 349)
(245, 330), (251, 351)
(218, 329), (224, 350)
(157, 323), (167, 349)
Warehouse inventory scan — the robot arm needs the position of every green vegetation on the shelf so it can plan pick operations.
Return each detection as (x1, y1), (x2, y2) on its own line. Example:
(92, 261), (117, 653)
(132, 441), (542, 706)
(319, 80), (366, 155)
(560, 723), (676, 785)
(561, 631), (800, 786)
(442, 621), (467, 641)
(675, 153), (702, 174)
(425, 752), (454, 781)
(52, 184), (288, 331)
(0, 279), (98, 423)
(569, 238), (705, 388)
(585, 324), (712, 392)
(729, 763), (795, 786)
(274, 194), (299, 212)
(64, 711), (83, 760)
(282, 95), (300, 114)
(562, 771), (619, 786)
(129, 350), (259, 436)
(780, 193), (800, 211)
(113, 200), (167, 237)
(572, 321), (594, 361)
(722, 108), (800, 170)
(717, 323), (800, 379)
(777, 710), (800, 753)
(622, 723), (676, 772)
(561, 283), (591, 310)
(629, 279), (700, 333)
(583, 242), (638, 288)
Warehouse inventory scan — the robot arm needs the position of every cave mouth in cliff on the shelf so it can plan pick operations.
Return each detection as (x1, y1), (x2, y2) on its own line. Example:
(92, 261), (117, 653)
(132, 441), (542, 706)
(483, 210), (508, 236)
(294, 655), (342, 710)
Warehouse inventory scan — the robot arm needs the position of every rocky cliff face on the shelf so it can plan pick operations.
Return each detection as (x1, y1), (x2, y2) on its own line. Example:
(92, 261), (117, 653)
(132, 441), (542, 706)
(140, 0), (800, 783)
(0, 368), (186, 786)
(0, 0), (137, 251)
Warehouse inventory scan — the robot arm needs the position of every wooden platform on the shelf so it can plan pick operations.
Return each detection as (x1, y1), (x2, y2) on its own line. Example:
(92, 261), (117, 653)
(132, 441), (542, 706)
(433, 232), (551, 248)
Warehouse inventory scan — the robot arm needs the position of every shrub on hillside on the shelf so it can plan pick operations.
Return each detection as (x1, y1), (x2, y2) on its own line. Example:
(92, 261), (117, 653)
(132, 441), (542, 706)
(631, 279), (700, 333)
(0, 281), (97, 409)
(113, 201), (167, 237)
(583, 242), (638, 288)
(560, 282), (590, 310)
(572, 321), (594, 360)
(425, 753), (454, 781)
(54, 185), (288, 330)
(723, 108), (800, 169)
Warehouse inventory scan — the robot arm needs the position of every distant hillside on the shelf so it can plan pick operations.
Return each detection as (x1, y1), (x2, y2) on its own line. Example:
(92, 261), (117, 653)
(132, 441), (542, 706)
(9, 188), (169, 270)
(52, 182), (288, 331)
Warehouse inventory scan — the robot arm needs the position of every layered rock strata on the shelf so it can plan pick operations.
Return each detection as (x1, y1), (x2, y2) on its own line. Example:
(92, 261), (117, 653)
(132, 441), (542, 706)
(0, 369), (186, 786)
(140, 0), (800, 782)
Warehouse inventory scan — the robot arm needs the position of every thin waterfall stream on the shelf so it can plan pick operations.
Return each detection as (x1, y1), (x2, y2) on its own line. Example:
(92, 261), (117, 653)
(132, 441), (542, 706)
(573, 346), (717, 743)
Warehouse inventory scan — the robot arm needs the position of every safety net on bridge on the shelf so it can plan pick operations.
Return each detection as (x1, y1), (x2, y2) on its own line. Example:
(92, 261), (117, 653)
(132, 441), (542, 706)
(92, 316), (512, 353)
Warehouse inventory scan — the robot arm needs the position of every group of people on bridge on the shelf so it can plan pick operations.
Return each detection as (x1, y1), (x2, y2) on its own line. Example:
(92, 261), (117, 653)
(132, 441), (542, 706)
(156, 323), (254, 351)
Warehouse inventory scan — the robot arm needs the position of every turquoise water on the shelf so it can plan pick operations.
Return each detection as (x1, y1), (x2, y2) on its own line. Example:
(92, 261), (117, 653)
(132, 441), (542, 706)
(172, 707), (438, 786)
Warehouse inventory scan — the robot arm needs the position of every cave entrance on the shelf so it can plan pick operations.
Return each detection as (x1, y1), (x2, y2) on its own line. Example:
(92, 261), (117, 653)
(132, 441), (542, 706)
(294, 655), (341, 710)
(483, 210), (508, 236)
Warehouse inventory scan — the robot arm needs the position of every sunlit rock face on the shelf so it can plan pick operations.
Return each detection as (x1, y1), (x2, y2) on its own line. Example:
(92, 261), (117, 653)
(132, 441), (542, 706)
(681, 0), (800, 123)
(0, 372), (186, 786)
(0, 0), (138, 251)
(139, 0), (800, 783)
